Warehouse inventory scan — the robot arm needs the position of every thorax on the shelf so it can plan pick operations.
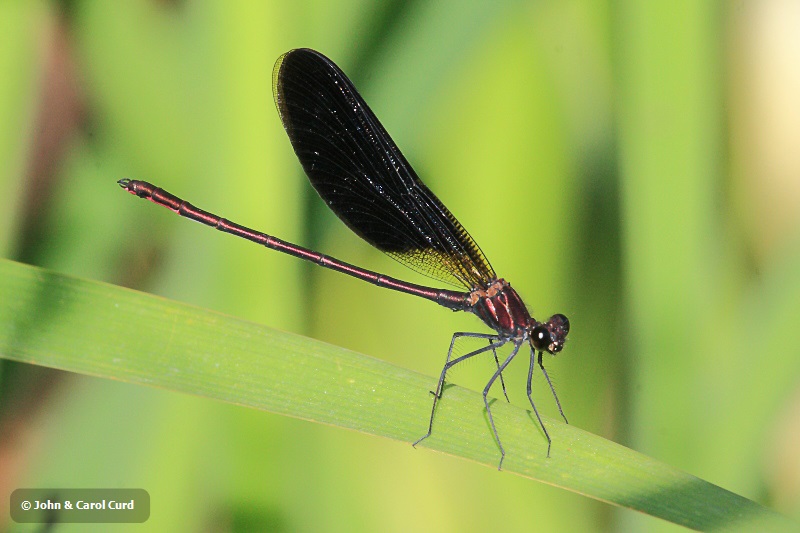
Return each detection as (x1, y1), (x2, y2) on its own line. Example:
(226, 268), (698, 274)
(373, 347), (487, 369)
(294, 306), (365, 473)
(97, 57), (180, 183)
(468, 279), (531, 337)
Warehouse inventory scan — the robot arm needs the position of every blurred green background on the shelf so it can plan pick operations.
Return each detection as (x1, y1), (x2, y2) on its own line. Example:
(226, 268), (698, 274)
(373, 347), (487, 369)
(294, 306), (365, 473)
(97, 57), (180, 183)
(1, 1), (799, 531)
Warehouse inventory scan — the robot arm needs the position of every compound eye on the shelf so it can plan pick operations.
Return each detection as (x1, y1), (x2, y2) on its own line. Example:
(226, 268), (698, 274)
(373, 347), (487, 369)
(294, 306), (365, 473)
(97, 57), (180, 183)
(550, 313), (569, 335)
(531, 325), (552, 351)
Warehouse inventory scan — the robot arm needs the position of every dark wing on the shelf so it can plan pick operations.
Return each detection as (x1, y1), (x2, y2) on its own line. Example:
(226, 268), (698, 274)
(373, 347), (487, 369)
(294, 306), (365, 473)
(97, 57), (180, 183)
(273, 48), (495, 290)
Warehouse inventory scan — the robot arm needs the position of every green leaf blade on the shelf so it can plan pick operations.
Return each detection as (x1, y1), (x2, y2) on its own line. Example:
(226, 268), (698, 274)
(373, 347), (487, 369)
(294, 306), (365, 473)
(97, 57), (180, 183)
(0, 259), (793, 532)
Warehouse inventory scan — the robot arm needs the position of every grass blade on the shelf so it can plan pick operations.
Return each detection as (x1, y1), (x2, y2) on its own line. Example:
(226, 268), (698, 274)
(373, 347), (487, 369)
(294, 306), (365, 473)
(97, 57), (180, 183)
(0, 258), (792, 531)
